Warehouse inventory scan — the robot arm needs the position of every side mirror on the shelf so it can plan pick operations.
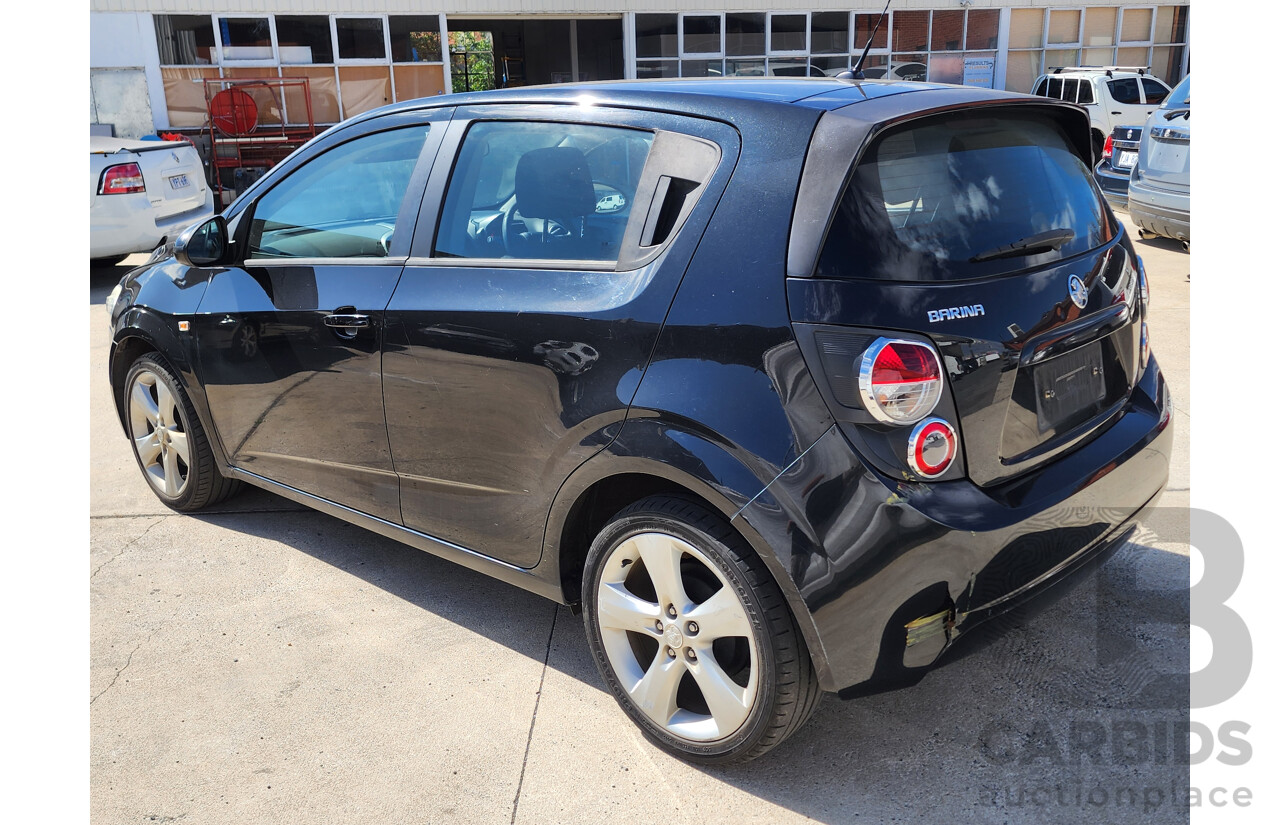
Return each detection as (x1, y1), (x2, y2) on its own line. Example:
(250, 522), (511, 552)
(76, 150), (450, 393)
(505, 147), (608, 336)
(175, 215), (229, 267)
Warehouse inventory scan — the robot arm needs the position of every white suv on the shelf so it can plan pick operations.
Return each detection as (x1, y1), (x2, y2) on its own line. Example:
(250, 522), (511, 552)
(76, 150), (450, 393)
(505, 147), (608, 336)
(1031, 67), (1172, 159)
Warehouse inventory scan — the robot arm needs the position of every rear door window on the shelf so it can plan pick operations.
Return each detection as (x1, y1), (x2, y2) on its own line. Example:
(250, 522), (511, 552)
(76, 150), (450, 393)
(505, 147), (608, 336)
(434, 121), (654, 263)
(1107, 78), (1142, 104)
(816, 111), (1113, 282)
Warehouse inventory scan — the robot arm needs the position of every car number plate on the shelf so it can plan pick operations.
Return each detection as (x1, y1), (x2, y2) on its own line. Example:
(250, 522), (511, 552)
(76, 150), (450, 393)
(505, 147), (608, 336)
(168, 174), (191, 191)
(1033, 341), (1107, 433)
(1117, 151), (1138, 168)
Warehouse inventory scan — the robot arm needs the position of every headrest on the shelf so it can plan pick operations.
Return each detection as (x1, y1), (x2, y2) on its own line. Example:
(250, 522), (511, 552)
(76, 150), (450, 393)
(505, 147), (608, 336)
(514, 146), (597, 219)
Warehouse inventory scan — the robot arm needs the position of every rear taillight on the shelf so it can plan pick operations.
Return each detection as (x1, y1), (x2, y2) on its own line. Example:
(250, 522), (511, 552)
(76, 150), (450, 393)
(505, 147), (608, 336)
(858, 338), (944, 425)
(1102, 134), (1114, 159)
(99, 162), (145, 195)
(908, 418), (958, 478)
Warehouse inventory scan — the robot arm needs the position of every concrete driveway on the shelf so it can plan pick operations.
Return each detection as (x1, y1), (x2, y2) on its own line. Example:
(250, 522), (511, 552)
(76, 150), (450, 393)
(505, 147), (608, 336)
(90, 213), (1191, 824)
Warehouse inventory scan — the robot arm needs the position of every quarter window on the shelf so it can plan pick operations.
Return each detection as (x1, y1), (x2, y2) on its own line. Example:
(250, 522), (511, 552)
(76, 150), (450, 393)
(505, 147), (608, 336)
(434, 122), (654, 263)
(1142, 78), (1170, 104)
(248, 126), (430, 259)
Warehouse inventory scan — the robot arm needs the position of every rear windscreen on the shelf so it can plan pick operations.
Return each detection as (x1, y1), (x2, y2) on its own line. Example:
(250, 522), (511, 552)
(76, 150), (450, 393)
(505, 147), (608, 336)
(816, 111), (1114, 282)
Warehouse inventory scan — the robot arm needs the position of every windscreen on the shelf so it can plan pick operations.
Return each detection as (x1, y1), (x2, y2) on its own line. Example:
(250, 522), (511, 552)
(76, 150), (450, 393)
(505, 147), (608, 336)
(816, 111), (1114, 282)
(1163, 75), (1190, 108)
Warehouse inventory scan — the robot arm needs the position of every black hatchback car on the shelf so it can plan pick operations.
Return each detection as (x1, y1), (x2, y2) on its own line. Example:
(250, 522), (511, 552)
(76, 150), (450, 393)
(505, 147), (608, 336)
(106, 78), (1171, 764)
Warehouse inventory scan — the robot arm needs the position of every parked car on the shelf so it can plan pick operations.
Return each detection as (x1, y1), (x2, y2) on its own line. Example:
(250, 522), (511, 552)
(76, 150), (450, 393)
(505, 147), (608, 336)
(105, 79), (1171, 764)
(1129, 74), (1190, 247)
(1032, 67), (1171, 160)
(1093, 124), (1145, 209)
(90, 136), (214, 266)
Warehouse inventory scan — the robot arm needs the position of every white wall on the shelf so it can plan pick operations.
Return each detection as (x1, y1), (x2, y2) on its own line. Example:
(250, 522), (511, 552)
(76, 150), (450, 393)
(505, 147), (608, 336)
(91, 12), (169, 133)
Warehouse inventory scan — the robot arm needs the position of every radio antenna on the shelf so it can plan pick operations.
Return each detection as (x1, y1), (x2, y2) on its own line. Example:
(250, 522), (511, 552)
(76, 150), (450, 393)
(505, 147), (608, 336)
(851, 0), (893, 80)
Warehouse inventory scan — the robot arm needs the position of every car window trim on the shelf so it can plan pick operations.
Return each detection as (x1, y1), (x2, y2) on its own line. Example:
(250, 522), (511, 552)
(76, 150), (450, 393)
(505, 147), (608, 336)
(405, 256), (617, 272)
(240, 256), (411, 268)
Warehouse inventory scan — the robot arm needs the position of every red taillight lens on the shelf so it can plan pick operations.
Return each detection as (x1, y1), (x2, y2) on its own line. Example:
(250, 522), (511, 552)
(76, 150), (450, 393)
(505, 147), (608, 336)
(99, 162), (145, 195)
(858, 338), (944, 425)
(1102, 134), (1114, 159)
(908, 418), (958, 478)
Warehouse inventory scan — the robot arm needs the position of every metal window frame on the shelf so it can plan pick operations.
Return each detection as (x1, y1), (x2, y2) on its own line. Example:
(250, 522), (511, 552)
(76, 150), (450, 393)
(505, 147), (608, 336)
(386, 14), (450, 68)
(1044, 7), (1085, 49)
(808, 10), (851, 56)
(679, 12), (725, 58)
(213, 13), (279, 68)
(331, 15), (392, 65)
(1118, 6), (1158, 45)
(767, 12), (810, 56)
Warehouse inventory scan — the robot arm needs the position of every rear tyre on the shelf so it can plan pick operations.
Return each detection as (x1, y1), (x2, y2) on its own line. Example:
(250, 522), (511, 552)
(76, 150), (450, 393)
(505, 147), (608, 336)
(1091, 130), (1105, 164)
(124, 354), (241, 511)
(582, 495), (820, 765)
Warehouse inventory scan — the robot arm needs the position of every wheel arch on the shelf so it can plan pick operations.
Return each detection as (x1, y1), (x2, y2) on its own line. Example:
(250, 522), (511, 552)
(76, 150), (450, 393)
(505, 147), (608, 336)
(110, 310), (231, 472)
(541, 417), (835, 688)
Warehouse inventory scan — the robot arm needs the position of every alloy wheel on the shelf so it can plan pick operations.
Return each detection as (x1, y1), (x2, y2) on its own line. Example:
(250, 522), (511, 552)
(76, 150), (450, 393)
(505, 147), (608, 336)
(595, 531), (759, 742)
(128, 369), (191, 498)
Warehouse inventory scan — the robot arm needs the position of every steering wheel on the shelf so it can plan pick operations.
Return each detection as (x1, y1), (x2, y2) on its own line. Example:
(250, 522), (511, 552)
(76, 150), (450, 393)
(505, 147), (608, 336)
(502, 203), (572, 255)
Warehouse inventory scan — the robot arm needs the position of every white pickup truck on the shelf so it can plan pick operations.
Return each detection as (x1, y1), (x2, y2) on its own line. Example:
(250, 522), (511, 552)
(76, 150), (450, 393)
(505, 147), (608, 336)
(1031, 67), (1172, 160)
(90, 136), (214, 265)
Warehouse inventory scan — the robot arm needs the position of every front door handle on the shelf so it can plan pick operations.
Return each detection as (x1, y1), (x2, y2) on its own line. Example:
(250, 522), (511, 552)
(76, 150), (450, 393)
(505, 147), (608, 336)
(324, 314), (370, 329)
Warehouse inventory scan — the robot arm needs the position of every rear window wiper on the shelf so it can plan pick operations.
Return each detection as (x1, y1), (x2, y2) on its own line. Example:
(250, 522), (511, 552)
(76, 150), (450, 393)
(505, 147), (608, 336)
(970, 229), (1075, 263)
(1163, 107), (1190, 120)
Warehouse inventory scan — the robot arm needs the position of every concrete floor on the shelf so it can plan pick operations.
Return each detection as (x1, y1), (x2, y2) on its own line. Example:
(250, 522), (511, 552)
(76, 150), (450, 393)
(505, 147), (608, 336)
(90, 212), (1191, 824)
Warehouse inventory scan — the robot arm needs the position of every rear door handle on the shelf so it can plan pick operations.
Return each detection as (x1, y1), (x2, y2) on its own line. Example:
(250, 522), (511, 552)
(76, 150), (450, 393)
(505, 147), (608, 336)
(324, 314), (370, 329)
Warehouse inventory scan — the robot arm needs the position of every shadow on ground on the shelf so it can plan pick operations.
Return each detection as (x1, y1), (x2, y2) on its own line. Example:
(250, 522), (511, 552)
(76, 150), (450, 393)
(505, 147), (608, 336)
(193, 495), (1190, 823)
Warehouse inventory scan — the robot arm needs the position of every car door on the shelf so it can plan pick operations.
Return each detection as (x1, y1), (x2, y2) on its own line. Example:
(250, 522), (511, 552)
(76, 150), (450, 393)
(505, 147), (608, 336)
(192, 108), (451, 521)
(381, 105), (738, 567)
(1105, 76), (1158, 130)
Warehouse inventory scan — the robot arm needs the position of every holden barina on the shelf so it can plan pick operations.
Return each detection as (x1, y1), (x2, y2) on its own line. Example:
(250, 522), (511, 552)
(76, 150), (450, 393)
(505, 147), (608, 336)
(106, 78), (1172, 764)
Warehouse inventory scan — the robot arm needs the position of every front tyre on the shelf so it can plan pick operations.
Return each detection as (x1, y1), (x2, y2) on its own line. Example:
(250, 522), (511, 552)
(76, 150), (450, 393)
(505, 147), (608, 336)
(124, 354), (241, 511)
(582, 496), (820, 764)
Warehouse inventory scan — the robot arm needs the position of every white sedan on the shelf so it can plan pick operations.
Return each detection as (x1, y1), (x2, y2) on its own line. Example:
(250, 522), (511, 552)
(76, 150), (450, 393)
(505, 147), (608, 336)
(90, 136), (214, 265)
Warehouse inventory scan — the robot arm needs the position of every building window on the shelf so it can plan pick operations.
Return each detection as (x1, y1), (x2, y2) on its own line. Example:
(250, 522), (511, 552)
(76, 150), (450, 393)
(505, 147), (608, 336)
(336, 18), (387, 62)
(154, 13), (447, 128)
(1005, 5), (1189, 93)
(276, 16), (333, 65)
(218, 17), (273, 62)
(155, 15), (216, 66)
(683, 15), (722, 55)
(635, 14), (678, 59)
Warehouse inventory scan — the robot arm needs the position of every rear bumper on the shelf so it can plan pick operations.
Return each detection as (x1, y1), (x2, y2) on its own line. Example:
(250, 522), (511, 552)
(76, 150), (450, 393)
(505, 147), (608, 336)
(1128, 184), (1190, 242)
(1093, 163), (1132, 208)
(90, 190), (214, 258)
(738, 355), (1173, 692)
